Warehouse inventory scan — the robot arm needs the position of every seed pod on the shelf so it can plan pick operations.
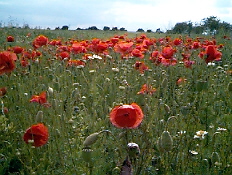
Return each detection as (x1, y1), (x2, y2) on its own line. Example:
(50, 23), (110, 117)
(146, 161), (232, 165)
(83, 132), (99, 147)
(227, 82), (232, 92)
(163, 104), (170, 114)
(112, 167), (121, 175)
(127, 143), (140, 159)
(211, 152), (220, 166)
(202, 159), (209, 170)
(82, 148), (93, 163)
(156, 137), (164, 153)
(35, 111), (43, 123)
(160, 131), (173, 152)
(47, 87), (54, 96)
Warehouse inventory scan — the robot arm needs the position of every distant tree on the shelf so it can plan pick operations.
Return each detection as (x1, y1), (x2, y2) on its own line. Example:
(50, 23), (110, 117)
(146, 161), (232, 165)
(103, 26), (110, 31)
(23, 24), (30, 29)
(172, 22), (189, 34)
(88, 26), (99, 30)
(112, 27), (118, 31)
(156, 28), (161, 33)
(202, 16), (220, 32)
(76, 27), (82, 30)
(55, 27), (60, 30)
(218, 21), (232, 34)
(147, 29), (152, 33)
(192, 25), (204, 34)
(61, 25), (69, 30)
(120, 27), (127, 31)
(137, 28), (144, 32)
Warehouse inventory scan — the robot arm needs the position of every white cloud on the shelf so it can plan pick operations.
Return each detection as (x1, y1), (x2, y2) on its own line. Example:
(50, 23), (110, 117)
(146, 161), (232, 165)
(0, 0), (231, 31)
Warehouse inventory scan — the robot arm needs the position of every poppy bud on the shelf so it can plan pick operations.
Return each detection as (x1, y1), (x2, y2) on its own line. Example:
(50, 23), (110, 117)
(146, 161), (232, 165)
(227, 82), (232, 92)
(82, 148), (93, 163)
(127, 142), (140, 159)
(7, 35), (14, 42)
(47, 87), (54, 96)
(211, 152), (220, 166)
(163, 104), (170, 114)
(35, 111), (43, 123)
(112, 167), (121, 175)
(156, 137), (164, 153)
(202, 159), (209, 170)
(160, 131), (173, 152)
(83, 132), (99, 147)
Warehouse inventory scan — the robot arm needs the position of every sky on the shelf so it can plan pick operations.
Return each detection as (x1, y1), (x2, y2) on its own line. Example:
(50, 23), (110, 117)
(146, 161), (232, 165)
(0, 0), (232, 31)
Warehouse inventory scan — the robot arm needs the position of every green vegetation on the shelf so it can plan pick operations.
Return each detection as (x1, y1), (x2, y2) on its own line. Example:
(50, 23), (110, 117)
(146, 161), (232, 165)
(0, 28), (232, 175)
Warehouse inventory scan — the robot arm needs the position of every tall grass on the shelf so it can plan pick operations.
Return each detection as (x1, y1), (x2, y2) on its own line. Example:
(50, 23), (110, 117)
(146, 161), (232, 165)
(0, 28), (231, 175)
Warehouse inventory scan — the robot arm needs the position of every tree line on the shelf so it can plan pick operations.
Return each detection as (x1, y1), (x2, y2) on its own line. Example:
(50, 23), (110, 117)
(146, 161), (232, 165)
(57, 16), (231, 35)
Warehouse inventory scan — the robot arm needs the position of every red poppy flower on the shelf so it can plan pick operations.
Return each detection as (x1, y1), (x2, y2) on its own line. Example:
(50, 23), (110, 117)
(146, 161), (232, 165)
(137, 84), (156, 95)
(11, 46), (24, 54)
(67, 60), (85, 67)
(33, 35), (49, 48)
(23, 123), (49, 147)
(114, 42), (134, 58)
(109, 103), (144, 129)
(176, 77), (187, 85)
(131, 48), (144, 58)
(57, 51), (70, 60)
(0, 51), (17, 75)
(0, 87), (7, 97)
(173, 38), (182, 46)
(71, 42), (87, 54)
(7, 35), (14, 42)
(161, 46), (176, 59)
(199, 45), (222, 63)
(30, 91), (51, 107)
(134, 61), (149, 73)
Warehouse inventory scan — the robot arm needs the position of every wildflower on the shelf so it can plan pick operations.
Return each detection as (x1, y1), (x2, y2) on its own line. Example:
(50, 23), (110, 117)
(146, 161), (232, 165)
(194, 130), (208, 139)
(112, 67), (119, 72)
(23, 123), (49, 147)
(109, 103), (144, 129)
(159, 46), (177, 66)
(71, 42), (87, 54)
(189, 150), (198, 155)
(67, 60), (85, 68)
(33, 35), (49, 48)
(127, 142), (140, 159)
(199, 45), (222, 63)
(161, 46), (176, 59)
(7, 35), (14, 42)
(0, 87), (7, 97)
(177, 130), (186, 136)
(30, 91), (51, 107)
(0, 51), (17, 75)
(137, 84), (156, 95)
(57, 51), (70, 60)
(131, 48), (144, 58)
(216, 127), (227, 132)
(176, 77), (187, 85)
(11, 46), (24, 54)
(173, 38), (182, 45)
(114, 41), (134, 58)
(134, 61), (149, 73)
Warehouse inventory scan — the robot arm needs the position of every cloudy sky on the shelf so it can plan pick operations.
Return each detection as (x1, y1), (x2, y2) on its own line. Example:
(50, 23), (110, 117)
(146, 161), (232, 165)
(0, 0), (232, 31)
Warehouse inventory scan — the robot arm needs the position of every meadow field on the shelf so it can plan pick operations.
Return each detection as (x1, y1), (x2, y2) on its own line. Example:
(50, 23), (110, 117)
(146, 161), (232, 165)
(0, 28), (232, 175)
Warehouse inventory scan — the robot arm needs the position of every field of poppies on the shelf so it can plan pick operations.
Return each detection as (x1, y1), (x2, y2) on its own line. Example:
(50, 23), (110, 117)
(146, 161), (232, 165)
(0, 28), (232, 175)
